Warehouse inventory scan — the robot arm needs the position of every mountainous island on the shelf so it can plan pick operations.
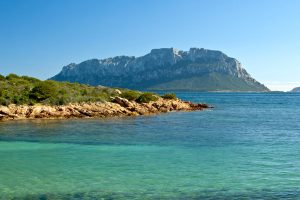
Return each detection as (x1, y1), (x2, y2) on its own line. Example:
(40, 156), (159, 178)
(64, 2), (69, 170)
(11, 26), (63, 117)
(290, 87), (300, 92)
(0, 74), (208, 121)
(51, 48), (269, 92)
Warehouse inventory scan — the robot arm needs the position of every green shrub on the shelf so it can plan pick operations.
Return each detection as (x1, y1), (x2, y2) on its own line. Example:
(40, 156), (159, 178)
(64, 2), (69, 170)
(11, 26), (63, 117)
(58, 89), (67, 95)
(28, 101), (35, 106)
(121, 90), (140, 101)
(54, 97), (67, 105)
(136, 92), (158, 103)
(12, 96), (21, 104)
(0, 75), (5, 81)
(21, 76), (40, 83)
(29, 81), (58, 101)
(6, 73), (19, 80)
(81, 89), (88, 96)
(161, 93), (177, 99)
(0, 97), (9, 106)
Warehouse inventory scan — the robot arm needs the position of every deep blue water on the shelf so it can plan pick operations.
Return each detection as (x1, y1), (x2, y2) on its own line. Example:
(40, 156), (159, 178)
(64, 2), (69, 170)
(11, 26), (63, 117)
(0, 92), (299, 199)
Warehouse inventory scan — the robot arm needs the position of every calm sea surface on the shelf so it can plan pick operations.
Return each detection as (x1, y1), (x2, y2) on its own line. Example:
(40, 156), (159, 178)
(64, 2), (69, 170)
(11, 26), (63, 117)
(0, 92), (299, 199)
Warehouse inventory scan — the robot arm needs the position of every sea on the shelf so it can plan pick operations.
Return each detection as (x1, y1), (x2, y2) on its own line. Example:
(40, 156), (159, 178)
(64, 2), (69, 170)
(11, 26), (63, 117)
(0, 92), (299, 199)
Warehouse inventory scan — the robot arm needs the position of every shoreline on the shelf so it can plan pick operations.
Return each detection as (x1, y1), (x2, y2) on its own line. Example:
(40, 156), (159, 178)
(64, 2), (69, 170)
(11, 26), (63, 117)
(0, 97), (210, 121)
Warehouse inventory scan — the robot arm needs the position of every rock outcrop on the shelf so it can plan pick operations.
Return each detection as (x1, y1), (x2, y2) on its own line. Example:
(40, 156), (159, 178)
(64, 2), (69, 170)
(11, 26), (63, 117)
(290, 87), (300, 92)
(50, 47), (269, 92)
(0, 98), (210, 121)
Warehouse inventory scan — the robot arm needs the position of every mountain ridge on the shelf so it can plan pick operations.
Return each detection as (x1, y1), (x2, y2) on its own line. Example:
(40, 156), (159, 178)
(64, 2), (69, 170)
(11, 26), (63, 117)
(50, 47), (269, 92)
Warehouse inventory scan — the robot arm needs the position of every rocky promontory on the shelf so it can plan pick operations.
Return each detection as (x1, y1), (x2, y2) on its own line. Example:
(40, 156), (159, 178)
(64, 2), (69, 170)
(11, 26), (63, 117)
(0, 97), (209, 121)
(51, 47), (269, 92)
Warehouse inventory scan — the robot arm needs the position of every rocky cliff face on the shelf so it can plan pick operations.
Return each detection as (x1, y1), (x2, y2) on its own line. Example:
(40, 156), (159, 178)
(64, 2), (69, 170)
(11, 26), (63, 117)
(51, 48), (269, 91)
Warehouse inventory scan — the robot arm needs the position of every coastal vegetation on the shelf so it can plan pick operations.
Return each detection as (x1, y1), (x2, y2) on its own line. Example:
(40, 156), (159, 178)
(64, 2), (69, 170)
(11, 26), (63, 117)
(120, 90), (141, 101)
(0, 74), (209, 120)
(0, 74), (162, 106)
(161, 93), (177, 100)
(136, 92), (159, 103)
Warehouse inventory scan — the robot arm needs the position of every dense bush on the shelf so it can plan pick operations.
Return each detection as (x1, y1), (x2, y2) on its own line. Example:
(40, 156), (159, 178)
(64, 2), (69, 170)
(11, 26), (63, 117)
(0, 75), (5, 81)
(120, 90), (141, 101)
(161, 93), (177, 99)
(136, 92), (158, 103)
(0, 97), (9, 106)
(21, 76), (40, 83)
(6, 73), (19, 80)
(29, 81), (58, 101)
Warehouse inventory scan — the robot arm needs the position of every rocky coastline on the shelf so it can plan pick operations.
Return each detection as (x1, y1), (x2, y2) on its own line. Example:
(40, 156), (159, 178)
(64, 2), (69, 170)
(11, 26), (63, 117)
(0, 97), (210, 121)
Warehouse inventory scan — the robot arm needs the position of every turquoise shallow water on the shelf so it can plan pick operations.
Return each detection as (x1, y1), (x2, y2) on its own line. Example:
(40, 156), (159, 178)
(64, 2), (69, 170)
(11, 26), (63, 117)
(0, 92), (300, 199)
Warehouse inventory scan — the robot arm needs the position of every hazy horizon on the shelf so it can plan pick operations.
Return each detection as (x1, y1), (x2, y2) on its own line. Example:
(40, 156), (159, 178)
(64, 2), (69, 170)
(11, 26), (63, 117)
(1, 0), (299, 91)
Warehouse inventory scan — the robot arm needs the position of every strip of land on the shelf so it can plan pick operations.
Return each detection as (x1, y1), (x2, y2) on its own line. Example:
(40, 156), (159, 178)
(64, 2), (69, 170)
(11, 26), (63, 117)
(0, 97), (209, 120)
(0, 74), (209, 121)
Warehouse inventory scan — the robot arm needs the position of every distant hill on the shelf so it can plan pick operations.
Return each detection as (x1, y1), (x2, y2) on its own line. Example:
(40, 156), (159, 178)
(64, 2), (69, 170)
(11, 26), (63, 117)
(290, 87), (300, 92)
(50, 48), (269, 92)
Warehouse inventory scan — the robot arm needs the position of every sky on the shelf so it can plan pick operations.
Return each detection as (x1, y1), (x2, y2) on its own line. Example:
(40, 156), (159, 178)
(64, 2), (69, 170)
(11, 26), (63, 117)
(0, 0), (299, 91)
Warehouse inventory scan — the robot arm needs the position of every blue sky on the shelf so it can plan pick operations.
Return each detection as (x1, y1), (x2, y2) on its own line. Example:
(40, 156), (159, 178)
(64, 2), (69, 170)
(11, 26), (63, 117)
(0, 0), (299, 91)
